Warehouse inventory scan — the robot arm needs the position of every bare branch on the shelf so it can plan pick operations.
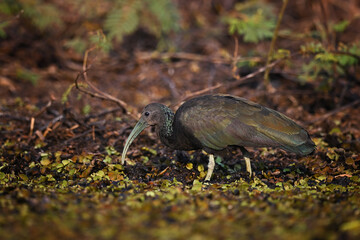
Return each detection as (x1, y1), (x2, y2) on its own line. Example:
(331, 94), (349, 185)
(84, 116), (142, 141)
(71, 34), (139, 120)
(308, 99), (360, 124)
(173, 59), (283, 109)
(74, 71), (138, 119)
(264, 0), (289, 91)
(136, 51), (261, 65)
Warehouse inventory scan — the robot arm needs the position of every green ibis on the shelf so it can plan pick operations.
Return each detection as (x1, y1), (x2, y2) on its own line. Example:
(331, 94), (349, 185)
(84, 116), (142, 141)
(121, 94), (315, 181)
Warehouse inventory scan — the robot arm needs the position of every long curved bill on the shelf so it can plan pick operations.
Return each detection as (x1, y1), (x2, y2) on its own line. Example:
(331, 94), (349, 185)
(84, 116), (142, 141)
(121, 118), (148, 164)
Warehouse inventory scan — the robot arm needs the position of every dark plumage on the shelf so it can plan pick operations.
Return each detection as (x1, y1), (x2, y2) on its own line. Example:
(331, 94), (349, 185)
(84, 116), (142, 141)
(121, 94), (315, 181)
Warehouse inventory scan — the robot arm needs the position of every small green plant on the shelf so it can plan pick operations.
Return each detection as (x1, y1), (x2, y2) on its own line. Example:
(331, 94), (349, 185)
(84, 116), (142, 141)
(82, 104), (91, 115)
(61, 84), (75, 104)
(104, 0), (180, 42)
(64, 37), (88, 54)
(332, 20), (350, 33)
(1, 0), (180, 54)
(0, 21), (10, 38)
(296, 14), (360, 91)
(16, 68), (40, 85)
(299, 41), (360, 90)
(0, 0), (63, 31)
(224, 0), (276, 43)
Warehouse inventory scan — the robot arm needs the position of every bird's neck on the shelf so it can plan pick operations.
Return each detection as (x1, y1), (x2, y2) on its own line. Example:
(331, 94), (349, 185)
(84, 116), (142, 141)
(157, 106), (177, 149)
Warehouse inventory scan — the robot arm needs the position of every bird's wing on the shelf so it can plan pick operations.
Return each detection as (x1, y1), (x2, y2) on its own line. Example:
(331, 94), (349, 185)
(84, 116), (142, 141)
(237, 97), (310, 151)
(177, 95), (308, 152)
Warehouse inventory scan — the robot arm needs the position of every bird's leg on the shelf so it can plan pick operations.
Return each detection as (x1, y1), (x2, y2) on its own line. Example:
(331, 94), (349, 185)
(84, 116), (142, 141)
(245, 157), (252, 177)
(240, 147), (253, 177)
(205, 154), (215, 182)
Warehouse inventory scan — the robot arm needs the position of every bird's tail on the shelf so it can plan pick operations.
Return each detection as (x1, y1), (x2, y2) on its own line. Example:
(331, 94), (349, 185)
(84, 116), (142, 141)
(280, 132), (316, 156)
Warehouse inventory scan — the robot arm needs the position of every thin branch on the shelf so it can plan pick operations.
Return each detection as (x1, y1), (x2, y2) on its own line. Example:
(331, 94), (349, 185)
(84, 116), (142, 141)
(319, 0), (330, 47)
(174, 59), (283, 109)
(232, 37), (240, 80)
(39, 114), (64, 131)
(82, 47), (130, 113)
(29, 117), (35, 136)
(63, 129), (93, 145)
(33, 101), (52, 118)
(0, 113), (30, 122)
(73, 35), (138, 120)
(308, 99), (360, 124)
(74, 70), (138, 120)
(264, 0), (289, 89)
(173, 83), (223, 108)
(136, 51), (261, 65)
(160, 74), (180, 99)
(227, 59), (282, 90)
(78, 72), (128, 110)
(84, 107), (125, 122)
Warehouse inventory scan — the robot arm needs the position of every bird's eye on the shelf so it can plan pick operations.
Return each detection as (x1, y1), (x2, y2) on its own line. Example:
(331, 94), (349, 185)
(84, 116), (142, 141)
(144, 111), (150, 117)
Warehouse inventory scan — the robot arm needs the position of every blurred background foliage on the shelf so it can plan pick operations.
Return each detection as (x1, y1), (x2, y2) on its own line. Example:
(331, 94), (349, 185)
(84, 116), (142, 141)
(0, 0), (359, 94)
(0, 0), (181, 52)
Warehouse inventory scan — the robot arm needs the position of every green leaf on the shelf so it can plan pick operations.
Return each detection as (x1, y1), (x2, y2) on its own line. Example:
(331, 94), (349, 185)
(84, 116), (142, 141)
(225, 8), (275, 43)
(215, 156), (225, 168)
(274, 49), (291, 59)
(29, 162), (36, 168)
(61, 84), (75, 104)
(329, 127), (341, 135)
(64, 37), (87, 54)
(326, 148), (339, 161)
(16, 68), (40, 86)
(197, 164), (205, 173)
(103, 156), (112, 164)
(0, 2), (13, 15)
(145, 191), (156, 198)
(24, 3), (63, 31)
(0, 21), (10, 38)
(186, 163), (193, 170)
(46, 174), (56, 182)
(97, 170), (105, 177)
(283, 168), (290, 173)
(300, 42), (325, 54)
(82, 104), (91, 115)
(191, 179), (202, 192)
(140, 156), (149, 164)
(315, 52), (338, 62)
(19, 174), (28, 181)
(340, 220), (360, 231)
(104, 0), (141, 42)
(106, 146), (120, 156)
(141, 147), (157, 155)
(332, 20), (350, 33)
(146, 0), (180, 35)
(62, 159), (72, 166)
(90, 32), (112, 53)
(0, 172), (6, 180)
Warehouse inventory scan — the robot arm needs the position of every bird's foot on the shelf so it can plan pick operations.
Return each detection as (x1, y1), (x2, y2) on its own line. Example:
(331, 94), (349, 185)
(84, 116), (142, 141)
(202, 180), (212, 190)
(247, 170), (255, 178)
(121, 159), (135, 166)
(202, 176), (212, 187)
(203, 180), (211, 186)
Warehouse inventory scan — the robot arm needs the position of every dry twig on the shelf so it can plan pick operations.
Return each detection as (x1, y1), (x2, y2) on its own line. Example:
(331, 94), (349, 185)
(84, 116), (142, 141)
(74, 71), (132, 116)
(74, 44), (138, 119)
(136, 51), (262, 65)
(264, 0), (288, 92)
(308, 99), (360, 124)
(173, 59), (282, 109)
